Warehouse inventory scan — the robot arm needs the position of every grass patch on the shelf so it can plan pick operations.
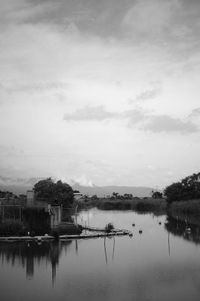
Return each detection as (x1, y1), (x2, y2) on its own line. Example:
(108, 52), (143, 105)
(168, 199), (200, 216)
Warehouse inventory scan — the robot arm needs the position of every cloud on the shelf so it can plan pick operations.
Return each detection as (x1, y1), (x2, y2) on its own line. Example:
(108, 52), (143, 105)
(143, 115), (198, 134)
(0, 0), (200, 187)
(125, 109), (146, 125)
(122, 0), (181, 41)
(131, 87), (161, 103)
(121, 0), (200, 64)
(70, 175), (94, 187)
(0, 145), (24, 157)
(64, 106), (120, 121)
(64, 106), (199, 134)
(189, 107), (200, 118)
(0, 0), (129, 39)
(0, 80), (69, 94)
(0, 175), (43, 187)
(126, 110), (198, 134)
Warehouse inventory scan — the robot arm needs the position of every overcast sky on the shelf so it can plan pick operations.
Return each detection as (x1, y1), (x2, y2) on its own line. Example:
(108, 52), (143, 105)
(0, 0), (200, 188)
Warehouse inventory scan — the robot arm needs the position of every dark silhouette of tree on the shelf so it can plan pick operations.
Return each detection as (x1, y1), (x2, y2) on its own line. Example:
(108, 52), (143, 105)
(152, 190), (163, 199)
(34, 178), (74, 207)
(164, 172), (200, 203)
(123, 193), (133, 200)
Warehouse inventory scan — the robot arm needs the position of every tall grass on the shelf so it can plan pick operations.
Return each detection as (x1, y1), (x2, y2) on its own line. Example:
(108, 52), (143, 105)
(77, 197), (167, 214)
(168, 199), (200, 216)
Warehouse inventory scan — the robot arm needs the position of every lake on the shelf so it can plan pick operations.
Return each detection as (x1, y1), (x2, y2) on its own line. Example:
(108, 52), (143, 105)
(1, 208), (200, 301)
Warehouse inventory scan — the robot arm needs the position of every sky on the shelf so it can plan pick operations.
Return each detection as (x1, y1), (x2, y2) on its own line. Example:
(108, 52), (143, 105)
(0, 0), (200, 189)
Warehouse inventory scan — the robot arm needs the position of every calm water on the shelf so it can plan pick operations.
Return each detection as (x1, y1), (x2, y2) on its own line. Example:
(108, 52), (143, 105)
(1, 209), (200, 301)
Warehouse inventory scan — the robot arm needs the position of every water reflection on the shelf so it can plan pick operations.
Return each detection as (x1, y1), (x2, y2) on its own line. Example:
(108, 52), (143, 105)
(103, 237), (116, 264)
(0, 240), (72, 284)
(1, 210), (200, 301)
(0, 236), (117, 285)
(165, 214), (200, 244)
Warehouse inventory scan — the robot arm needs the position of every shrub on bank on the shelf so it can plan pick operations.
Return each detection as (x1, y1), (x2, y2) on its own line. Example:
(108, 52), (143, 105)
(105, 223), (114, 232)
(0, 221), (27, 236)
(51, 223), (82, 236)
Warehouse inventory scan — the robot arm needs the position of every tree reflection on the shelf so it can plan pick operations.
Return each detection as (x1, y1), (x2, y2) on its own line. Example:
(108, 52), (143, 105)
(165, 214), (200, 244)
(0, 240), (72, 285)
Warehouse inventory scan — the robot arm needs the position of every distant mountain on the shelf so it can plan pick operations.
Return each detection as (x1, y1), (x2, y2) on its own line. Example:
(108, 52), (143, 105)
(72, 183), (153, 197)
(0, 176), (42, 194)
(0, 184), (32, 195)
(0, 176), (154, 197)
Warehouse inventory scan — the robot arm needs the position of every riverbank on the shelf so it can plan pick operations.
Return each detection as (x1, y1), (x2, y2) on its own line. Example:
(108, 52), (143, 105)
(1, 198), (200, 237)
(167, 199), (200, 227)
(77, 197), (167, 214)
(78, 197), (200, 216)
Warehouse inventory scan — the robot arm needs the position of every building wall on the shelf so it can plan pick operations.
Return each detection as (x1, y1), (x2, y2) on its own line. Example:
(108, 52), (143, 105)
(74, 193), (83, 201)
(50, 206), (62, 228)
(26, 190), (35, 207)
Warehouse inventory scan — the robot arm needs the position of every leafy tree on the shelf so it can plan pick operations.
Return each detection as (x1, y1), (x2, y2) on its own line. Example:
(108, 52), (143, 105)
(164, 172), (200, 203)
(152, 190), (163, 199)
(34, 178), (74, 207)
(112, 192), (119, 199)
(124, 193), (133, 200)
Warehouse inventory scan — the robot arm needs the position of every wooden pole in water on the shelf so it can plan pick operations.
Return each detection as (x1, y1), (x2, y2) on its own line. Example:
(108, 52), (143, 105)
(104, 237), (108, 264)
(112, 237), (115, 260)
(87, 211), (89, 227)
(75, 240), (78, 255)
(168, 231), (171, 256)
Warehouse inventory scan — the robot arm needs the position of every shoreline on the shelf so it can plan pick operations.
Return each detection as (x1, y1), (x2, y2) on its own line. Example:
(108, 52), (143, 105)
(1, 198), (200, 239)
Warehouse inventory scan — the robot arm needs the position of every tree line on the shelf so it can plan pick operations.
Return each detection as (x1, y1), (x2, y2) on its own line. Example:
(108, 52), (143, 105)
(2, 172), (200, 207)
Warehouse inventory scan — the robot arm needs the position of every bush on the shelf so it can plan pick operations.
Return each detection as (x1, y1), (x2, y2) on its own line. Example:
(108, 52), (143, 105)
(105, 223), (114, 233)
(51, 223), (82, 236)
(0, 221), (27, 236)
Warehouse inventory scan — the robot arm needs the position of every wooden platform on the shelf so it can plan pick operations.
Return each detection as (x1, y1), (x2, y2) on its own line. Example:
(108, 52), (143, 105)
(0, 230), (132, 242)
